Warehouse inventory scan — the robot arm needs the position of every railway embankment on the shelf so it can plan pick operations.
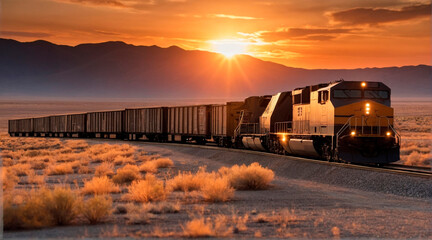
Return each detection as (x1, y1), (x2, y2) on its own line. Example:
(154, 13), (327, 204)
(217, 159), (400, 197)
(129, 141), (432, 199)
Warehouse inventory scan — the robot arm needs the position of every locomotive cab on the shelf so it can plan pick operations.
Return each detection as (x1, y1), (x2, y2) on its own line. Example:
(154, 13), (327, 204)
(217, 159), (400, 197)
(331, 81), (400, 163)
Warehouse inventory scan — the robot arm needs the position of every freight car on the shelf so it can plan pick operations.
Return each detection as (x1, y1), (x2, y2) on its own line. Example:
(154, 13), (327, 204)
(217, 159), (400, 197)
(8, 80), (400, 164)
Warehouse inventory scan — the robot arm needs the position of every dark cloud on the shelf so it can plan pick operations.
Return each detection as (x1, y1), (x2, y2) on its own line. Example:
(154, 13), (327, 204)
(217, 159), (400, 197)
(260, 28), (353, 41)
(0, 31), (52, 38)
(331, 4), (431, 25)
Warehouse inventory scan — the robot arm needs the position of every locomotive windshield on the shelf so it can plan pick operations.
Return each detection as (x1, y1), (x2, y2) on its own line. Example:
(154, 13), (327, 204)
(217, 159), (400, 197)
(364, 90), (389, 99)
(333, 89), (389, 99)
(333, 89), (361, 98)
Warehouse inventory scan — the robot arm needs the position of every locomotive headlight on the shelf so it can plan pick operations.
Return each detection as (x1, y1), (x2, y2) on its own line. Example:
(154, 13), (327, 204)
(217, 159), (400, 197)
(386, 131), (391, 136)
(361, 82), (366, 87)
(351, 131), (356, 136)
(282, 136), (286, 142)
(365, 103), (370, 115)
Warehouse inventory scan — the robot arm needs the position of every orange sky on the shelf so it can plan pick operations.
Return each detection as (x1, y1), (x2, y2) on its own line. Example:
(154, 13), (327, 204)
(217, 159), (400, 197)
(1, 0), (430, 69)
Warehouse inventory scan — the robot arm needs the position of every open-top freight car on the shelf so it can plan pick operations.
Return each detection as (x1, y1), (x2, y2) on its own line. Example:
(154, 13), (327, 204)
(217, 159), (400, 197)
(8, 118), (33, 137)
(86, 110), (124, 139)
(167, 105), (211, 143)
(124, 107), (167, 141)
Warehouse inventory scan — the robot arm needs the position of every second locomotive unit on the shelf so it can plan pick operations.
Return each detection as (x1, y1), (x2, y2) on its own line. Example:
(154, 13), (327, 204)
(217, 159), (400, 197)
(8, 80), (401, 164)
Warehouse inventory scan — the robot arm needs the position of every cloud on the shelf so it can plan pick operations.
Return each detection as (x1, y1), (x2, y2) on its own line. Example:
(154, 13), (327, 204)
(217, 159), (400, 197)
(94, 30), (122, 36)
(69, 0), (127, 7)
(211, 14), (261, 20)
(0, 31), (52, 38)
(259, 28), (354, 42)
(331, 4), (431, 25)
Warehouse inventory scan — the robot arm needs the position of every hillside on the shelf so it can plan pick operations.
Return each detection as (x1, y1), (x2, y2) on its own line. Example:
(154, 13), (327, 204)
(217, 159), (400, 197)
(0, 38), (430, 98)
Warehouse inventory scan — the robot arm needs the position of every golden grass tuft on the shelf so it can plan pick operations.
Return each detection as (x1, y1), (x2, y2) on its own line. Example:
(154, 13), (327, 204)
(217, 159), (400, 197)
(123, 174), (170, 202)
(82, 176), (121, 195)
(182, 216), (232, 238)
(201, 176), (235, 202)
(43, 187), (80, 225)
(153, 157), (174, 168)
(113, 155), (135, 166)
(221, 162), (274, 190)
(80, 195), (113, 224)
(139, 161), (158, 173)
(3, 187), (81, 229)
(168, 167), (208, 192)
(112, 164), (141, 184)
(142, 201), (181, 214)
(95, 162), (115, 177)
(45, 162), (74, 175)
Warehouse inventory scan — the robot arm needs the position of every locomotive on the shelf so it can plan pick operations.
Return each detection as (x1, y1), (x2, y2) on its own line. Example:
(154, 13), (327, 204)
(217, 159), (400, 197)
(8, 80), (400, 164)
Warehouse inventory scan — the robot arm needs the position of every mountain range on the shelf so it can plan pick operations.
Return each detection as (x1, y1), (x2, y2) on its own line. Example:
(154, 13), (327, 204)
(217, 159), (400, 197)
(0, 38), (430, 99)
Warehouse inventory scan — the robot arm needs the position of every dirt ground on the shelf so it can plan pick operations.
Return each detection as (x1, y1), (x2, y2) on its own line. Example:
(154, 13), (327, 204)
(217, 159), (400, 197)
(3, 139), (431, 239)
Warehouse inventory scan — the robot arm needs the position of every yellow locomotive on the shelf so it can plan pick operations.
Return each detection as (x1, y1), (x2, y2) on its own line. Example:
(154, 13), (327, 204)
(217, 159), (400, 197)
(239, 80), (400, 164)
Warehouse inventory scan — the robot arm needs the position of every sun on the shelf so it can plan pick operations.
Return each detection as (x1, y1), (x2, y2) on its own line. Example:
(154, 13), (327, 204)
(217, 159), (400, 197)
(210, 39), (249, 58)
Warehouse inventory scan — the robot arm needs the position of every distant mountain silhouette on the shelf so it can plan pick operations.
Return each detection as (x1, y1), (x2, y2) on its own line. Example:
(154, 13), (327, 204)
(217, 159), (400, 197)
(0, 38), (430, 99)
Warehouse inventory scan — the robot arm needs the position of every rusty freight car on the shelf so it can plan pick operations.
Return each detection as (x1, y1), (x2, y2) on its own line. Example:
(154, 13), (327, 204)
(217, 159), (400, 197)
(8, 118), (33, 136)
(167, 105), (211, 143)
(86, 110), (124, 138)
(124, 107), (167, 141)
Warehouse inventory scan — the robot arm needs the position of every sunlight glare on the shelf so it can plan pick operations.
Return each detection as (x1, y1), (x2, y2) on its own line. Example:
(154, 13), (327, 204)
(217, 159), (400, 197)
(210, 39), (248, 58)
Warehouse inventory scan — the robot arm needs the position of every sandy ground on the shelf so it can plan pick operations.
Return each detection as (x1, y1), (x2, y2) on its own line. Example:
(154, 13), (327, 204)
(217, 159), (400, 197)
(4, 139), (432, 239)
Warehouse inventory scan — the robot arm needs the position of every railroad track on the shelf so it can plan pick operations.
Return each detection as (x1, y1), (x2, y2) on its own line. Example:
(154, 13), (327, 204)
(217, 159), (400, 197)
(92, 139), (432, 179)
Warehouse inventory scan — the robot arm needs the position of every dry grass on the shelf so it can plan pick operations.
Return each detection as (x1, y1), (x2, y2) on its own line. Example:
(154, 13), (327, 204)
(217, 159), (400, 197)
(82, 176), (121, 195)
(113, 155), (135, 166)
(43, 187), (80, 225)
(142, 201), (181, 214)
(124, 203), (152, 225)
(169, 167), (208, 192)
(139, 161), (158, 173)
(123, 174), (170, 202)
(220, 162), (275, 190)
(182, 215), (232, 238)
(3, 187), (81, 229)
(80, 195), (113, 224)
(112, 164), (141, 184)
(45, 162), (74, 175)
(153, 157), (174, 168)
(95, 162), (115, 177)
(201, 176), (235, 202)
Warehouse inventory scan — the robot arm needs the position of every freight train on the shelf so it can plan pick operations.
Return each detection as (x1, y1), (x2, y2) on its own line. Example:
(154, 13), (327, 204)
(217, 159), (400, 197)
(8, 80), (400, 164)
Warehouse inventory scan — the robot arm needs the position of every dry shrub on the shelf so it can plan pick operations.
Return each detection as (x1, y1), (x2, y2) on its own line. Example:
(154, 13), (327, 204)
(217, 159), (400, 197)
(153, 157), (174, 168)
(221, 162), (274, 190)
(113, 164), (141, 184)
(142, 201), (181, 214)
(27, 171), (45, 185)
(169, 167), (209, 192)
(123, 174), (170, 202)
(95, 162), (115, 177)
(139, 161), (158, 173)
(124, 203), (152, 225)
(45, 162), (74, 175)
(82, 176), (120, 195)
(80, 195), (113, 224)
(113, 155), (135, 166)
(3, 167), (19, 191)
(10, 163), (32, 176)
(31, 159), (48, 170)
(183, 216), (232, 238)
(201, 176), (235, 202)
(3, 187), (80, 229)
(43, 187), (80, 225)
(78, 165), (93, 174)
